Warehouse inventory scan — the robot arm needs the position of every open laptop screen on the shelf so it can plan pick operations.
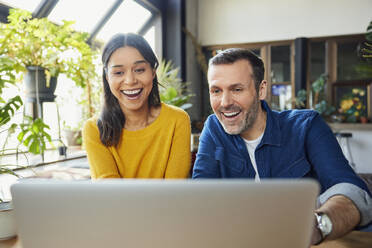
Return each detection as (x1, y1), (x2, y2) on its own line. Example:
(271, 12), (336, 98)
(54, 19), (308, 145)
(11, 179), (319, 248)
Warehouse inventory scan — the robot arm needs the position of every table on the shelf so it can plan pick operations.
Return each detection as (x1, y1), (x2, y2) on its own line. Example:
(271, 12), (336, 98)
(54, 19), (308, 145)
(1, 231), (371, 248)
(0, 237), (20, 248)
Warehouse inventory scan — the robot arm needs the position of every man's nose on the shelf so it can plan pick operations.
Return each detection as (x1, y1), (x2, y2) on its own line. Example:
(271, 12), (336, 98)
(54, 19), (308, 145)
(221, 92), (233, 107)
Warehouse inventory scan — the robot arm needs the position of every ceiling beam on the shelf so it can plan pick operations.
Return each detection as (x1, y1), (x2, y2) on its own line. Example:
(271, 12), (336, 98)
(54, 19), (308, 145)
(0, 3), (10, 23)
(33, 0), (59, 18)
(87, 0), (123, 45)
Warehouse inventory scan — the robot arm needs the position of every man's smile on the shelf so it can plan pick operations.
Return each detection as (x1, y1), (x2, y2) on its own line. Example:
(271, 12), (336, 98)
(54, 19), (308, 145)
(221, 111), (241, 118)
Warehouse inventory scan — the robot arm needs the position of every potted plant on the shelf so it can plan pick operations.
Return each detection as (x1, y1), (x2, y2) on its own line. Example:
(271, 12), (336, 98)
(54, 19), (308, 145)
(295, 74), (336, 120)
(0, 8), (97, 101)
(356, 20), (372, 78)
(61, 121), (83, 147)
(338, 88), (367, 123)
(157, 60), (193, 110)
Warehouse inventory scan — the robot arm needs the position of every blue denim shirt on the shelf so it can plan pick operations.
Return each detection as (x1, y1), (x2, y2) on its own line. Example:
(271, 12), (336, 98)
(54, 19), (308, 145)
(193, 100), (372, 226)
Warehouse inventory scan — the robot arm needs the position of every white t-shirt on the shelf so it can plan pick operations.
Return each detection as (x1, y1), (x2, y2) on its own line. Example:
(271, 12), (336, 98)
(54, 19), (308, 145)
(243, 133), (264, 182)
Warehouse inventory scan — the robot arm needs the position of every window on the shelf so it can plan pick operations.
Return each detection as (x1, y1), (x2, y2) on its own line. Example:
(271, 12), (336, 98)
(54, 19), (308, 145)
(310, 41), (326, 82)
(269, 44), (293, 110)
(95, 0), (152, 43)
(271, 45), (291, 83)
(143, 25), (155, 53)
(48, 0), (116, 34)
(309, 35), (372, 121)
(337, 41), (371, 81)
(270, 84), (292, 111)
(0, 0), (40, 12)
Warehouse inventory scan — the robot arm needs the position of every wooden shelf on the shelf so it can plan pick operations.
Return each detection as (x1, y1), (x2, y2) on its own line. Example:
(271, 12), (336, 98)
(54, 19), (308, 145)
(328, 123), (372, 131)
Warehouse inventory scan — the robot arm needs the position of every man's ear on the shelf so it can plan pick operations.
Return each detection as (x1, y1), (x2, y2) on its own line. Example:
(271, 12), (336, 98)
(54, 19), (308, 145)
(258, 80), (267, 100)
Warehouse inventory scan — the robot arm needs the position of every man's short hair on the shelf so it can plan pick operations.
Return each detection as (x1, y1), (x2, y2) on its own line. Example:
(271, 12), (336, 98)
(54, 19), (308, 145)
(209, 48), (265, 92)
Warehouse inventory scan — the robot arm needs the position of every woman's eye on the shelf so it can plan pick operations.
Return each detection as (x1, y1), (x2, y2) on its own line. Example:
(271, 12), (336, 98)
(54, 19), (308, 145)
(113, 71), (124, 76)
(134, 68), (145, 73)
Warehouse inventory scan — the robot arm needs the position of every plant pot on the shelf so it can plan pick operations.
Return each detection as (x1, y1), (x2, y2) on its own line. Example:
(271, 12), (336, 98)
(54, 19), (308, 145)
(360, 116), (368, 124)
(63, 130), (82, 146)
(58, 145), (68, 156)
(0, 201), (16, 240)
(24, 66), (58, 102)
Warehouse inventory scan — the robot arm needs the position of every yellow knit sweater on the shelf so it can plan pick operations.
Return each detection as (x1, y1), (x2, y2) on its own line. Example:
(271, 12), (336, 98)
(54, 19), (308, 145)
(82, 103), (191, 179)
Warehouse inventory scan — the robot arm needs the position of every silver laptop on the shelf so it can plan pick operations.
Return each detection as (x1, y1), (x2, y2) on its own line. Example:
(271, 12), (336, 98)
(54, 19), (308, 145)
(11, 179), (319, 248)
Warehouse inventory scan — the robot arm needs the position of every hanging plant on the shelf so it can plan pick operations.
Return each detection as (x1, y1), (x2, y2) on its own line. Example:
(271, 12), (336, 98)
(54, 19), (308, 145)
(0, 8), (98, 88)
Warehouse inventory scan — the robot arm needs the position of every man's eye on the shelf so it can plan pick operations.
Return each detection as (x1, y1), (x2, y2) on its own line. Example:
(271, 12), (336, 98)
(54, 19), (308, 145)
(234, 88), (242, 92)
(211, 89), (221, 94)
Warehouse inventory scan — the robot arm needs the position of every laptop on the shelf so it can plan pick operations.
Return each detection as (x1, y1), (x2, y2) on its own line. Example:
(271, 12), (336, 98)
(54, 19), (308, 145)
(11, 179), (319, 248)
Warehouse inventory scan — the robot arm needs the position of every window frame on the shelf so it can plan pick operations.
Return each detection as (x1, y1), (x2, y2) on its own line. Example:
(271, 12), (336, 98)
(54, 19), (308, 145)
(205, 34), (370, 114)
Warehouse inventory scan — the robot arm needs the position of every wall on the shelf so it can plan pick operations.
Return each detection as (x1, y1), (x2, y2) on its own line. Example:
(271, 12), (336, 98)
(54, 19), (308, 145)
(347, 130), (372, 173)
(330, 125), (372, 173)
(198, 0), (372, 45)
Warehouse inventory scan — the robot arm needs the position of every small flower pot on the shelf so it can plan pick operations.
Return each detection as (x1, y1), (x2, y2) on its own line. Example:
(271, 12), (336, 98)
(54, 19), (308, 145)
(0, 201), (16, 240)
(360, 116), (368, 124)
(58, 145), (68, 156)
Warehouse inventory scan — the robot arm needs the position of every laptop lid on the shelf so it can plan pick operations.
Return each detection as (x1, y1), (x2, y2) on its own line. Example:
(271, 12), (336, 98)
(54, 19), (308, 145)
(11, 179), (319, 248)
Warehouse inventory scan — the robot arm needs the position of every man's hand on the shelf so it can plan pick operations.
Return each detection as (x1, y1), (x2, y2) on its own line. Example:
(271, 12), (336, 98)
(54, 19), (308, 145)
(310, 216), (323, 245)
(310, 195), (360, 246)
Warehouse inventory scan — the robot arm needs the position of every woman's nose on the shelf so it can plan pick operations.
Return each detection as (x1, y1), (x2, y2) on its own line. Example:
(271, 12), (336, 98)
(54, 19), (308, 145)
(124, 72), (136, 85)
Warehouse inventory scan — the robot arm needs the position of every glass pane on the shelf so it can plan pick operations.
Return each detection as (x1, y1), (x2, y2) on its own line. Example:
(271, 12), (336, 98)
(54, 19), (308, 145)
(143, 26), (155, 53)
(1, 0), (40, 12)
(96, 0), (152, 43)
(48, 0), (116, 34)
(337, 41), (371, 80)
(271, 84), (292, 111)
(310, 42), (325, 82)
(271, 45), (291, 83)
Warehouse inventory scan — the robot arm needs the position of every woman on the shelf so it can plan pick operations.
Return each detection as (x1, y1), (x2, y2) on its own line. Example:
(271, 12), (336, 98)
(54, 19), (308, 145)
(83, 33), (191, 178)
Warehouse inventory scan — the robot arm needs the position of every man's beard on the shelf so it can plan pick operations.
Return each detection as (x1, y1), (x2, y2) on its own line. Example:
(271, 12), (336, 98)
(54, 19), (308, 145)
(218, 96), (260, 135)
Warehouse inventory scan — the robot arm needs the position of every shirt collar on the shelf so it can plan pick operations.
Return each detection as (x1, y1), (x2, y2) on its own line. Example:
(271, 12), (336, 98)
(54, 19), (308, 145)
(261, 100), (282, 147)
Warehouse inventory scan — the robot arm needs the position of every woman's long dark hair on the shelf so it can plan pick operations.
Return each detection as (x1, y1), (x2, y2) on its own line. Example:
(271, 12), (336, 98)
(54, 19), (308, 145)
(98, 33), (161, 147)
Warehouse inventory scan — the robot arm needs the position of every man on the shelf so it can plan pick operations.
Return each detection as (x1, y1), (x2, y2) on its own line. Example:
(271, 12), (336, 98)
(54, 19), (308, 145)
(192, 48), (372, 245)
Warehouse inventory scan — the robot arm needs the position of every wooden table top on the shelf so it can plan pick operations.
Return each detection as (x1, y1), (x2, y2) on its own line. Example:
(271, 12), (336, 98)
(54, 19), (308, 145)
(1, 231), (371, 248)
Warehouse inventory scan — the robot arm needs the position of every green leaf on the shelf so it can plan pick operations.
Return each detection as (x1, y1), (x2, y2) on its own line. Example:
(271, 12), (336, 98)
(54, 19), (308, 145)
(0, 167), (19, 177)
(0, 96), (23, 127)
(157, 60), (193, 108)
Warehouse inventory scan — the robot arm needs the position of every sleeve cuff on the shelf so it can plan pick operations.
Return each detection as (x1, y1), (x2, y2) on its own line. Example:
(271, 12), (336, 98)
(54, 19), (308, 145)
(318, 183), (372, 226)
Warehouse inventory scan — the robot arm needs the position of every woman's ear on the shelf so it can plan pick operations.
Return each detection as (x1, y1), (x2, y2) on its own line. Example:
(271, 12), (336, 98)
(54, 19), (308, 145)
(104, 68), (109, 83)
